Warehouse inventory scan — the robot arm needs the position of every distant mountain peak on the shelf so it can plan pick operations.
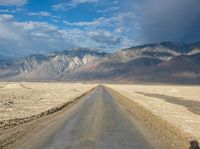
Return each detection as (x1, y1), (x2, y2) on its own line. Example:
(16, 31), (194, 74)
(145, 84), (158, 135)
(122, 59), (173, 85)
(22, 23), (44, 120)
(0, 42), (200, 83)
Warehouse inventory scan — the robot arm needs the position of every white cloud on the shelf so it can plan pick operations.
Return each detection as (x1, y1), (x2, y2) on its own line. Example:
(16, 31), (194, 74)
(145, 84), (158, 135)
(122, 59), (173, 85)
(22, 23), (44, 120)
(112, 1), (118, 4)
(115, 27), (126, 33)
(0, 19), (131, 56)
(63, 17), (105, 27)
(86, 30), (122, 46)
(97, 6), (120, 13)
(0, 10), (136, 56)
(28, 11), (51, 17)
(63, 12), (135, 30)
(13, 21), (56, 30)
(0, 9), (10, 13)
(0, 0), (27, 6)
(68, 0), (98, 7)
(52, 3), (65, 11)
(111, 12), (135, 23)
(0, 8), (25, 13)
(0, 18), (66, 56)
(53, 0), (99, 11)
(0, 14), (14, 20)
(30, 32), (49, 38)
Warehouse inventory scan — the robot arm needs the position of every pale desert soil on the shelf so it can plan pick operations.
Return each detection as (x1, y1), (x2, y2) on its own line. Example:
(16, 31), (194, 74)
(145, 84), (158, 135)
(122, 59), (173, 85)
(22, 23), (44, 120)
(0, 82), (97, 121)
(106, 84), (200, 144)
(0, 82), (96, 149)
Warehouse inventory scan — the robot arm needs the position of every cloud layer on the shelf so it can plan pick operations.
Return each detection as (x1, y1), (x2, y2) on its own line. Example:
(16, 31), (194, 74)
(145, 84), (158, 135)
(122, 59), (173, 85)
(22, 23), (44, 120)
(0, 13), (132, 56)
(0, 0), (27, 6)
(0, 0), (200, 57)
(136, 0), (200, 44)
(53, 0), (99, 11)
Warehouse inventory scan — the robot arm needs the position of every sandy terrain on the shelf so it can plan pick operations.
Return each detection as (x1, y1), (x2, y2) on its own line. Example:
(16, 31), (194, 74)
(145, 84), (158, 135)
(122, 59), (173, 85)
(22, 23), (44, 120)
(13, 86), (162, 149)
(0, 82), (96, 122)
(1, 82), (199, 149)
(106, 84), (200, 147)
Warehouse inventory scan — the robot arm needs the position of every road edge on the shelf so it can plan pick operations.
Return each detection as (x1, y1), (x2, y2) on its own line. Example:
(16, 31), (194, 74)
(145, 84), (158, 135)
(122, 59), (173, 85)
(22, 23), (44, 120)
(0, 86), (97, 149)
(105, 86), (193, 149)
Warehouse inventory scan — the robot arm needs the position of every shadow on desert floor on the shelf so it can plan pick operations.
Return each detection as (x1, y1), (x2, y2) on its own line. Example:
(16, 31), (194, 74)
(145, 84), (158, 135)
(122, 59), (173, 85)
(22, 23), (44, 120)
(136, 92), (200, 115)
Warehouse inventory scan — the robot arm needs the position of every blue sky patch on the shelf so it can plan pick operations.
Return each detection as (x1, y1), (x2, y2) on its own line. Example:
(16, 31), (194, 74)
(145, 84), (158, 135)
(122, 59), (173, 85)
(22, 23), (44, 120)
(0, 0), (199, 56)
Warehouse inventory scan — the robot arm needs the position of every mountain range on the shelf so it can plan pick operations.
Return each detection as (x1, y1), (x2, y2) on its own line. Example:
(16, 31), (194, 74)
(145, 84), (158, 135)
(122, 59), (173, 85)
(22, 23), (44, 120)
(0, 42), (200, 84)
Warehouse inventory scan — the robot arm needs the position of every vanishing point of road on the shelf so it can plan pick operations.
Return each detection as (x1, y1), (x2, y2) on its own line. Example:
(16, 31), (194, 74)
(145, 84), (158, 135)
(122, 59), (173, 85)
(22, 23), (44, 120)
(17, 86), (160, 149)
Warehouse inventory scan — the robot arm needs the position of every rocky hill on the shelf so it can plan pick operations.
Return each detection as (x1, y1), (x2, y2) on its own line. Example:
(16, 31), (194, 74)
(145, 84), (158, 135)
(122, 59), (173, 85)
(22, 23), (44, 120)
(0, 48), (107, 80)
(0, 42), (200, 83)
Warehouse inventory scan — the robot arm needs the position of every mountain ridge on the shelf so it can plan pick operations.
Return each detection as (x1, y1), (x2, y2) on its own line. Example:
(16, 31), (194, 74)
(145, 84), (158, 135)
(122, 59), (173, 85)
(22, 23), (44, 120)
(0, 42), (200, 83)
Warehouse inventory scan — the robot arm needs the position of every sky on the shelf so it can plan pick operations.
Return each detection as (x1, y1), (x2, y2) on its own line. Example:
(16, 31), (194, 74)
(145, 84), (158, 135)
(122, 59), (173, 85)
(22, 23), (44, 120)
(0, 0), (200, 57)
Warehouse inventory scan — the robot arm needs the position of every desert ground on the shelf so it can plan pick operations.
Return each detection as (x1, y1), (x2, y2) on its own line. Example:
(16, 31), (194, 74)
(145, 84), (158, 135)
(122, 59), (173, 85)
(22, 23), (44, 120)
(0, 82), (200, 149)
(106, 84), (200, 147)
(0, 82), (97, 121)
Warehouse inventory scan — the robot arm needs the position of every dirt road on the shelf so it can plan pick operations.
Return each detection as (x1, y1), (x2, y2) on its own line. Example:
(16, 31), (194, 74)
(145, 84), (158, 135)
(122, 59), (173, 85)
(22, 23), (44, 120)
(15, 86), (160, 149)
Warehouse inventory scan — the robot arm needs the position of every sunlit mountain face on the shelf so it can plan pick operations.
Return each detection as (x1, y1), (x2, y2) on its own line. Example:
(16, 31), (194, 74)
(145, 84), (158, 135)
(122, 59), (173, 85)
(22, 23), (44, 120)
(1, 2), (200, 149)
(0, 42), (200, 83)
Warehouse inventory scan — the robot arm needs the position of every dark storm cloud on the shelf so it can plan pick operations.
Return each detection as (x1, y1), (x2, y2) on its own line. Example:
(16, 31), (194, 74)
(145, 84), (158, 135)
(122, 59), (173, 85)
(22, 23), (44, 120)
(136, 0), (200, 44)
